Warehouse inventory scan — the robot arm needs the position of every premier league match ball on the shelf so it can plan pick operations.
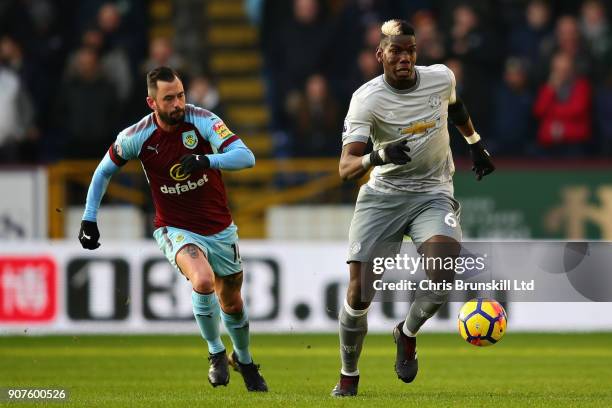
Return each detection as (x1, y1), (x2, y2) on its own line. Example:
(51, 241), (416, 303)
(458, 298), (507, 346)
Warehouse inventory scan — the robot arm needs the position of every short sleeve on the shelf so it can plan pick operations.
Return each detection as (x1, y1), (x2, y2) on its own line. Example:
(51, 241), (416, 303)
(107, 115), (156, 165)
(342, 95), (373, 146)
(187, 105), (239, 153)
(116, 130), (141, 159)
(108, 129), (140, 165)
(446, 66), (457, 104)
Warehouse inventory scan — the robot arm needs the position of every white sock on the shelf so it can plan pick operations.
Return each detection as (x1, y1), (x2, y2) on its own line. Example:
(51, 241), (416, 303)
(344, 299), (369, 317)
(341, 368), (360, 377)
(402, 320), (417, 337)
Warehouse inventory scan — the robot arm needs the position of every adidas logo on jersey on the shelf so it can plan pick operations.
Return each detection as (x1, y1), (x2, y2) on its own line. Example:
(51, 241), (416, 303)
(160, 174), (209, 195)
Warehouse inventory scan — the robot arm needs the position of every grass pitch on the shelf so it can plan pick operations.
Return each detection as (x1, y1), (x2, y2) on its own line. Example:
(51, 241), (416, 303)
(1, 333), (611, 407)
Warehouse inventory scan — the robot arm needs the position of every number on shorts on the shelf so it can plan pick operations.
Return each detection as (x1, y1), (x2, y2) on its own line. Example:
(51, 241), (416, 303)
(444, 212), (457, 228)
(231, 243), (241, 262)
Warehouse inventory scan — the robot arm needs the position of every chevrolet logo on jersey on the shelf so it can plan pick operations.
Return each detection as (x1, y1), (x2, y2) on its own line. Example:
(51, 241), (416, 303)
(399, 120), (436, 136)
(399, 119), (437, 137)
(169, 163), (189, 181)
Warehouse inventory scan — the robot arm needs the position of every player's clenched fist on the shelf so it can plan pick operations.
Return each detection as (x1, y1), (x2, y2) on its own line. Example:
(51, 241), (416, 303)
(370, 139), (411, 166)
(180, 154), (211, 174)
(469, 141), (495, 181)
(79, 220), (100, 250)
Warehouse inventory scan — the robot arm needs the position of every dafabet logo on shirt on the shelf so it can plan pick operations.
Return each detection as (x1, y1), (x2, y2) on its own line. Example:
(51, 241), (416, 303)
(161, 163), (209, 195)
(160, 175), (209, 195)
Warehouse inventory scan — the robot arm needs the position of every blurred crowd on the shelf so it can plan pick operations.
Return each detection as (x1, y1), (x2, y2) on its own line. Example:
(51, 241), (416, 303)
(0, 0), (221, 163)
(255, 0), (612, 158)
(1, 0), (612, 164)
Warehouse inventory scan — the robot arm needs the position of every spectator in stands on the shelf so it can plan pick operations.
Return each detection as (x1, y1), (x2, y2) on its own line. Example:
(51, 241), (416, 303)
(187, 75), (225, 117)
(266, 0), (334, 157)
(580, 0), (612, 82)
(0, 63), (36, 163)
(97, 3), (121, 43)
(413, 10), (446, 66)
(356, 48), (381, 82)
(141, 37), (190, 80)
(342, 0), (401, 25)
(0, 35), (44, 125)
(286, 74), (341, 157)
(533, 52), (592, 155)
(447, 4), (500, 137)
(258, 0), (293, 134)
(326, 16), (382, 101)
(595, 70), (612, 156)
(279, 0), (333, 95)
(539, 16), (592, 81)
(339, 48), (382, 105)
(245, 0), (265, 26)
(55, 47), (119, 159)
(363, 19), (383, 50)
(0, 2), (68, 138)
(65, 28), (133, 103)
(492, 58), (535, 156)
(508, 0), (553, 66)
(445, 57), (465, 95)
(95, 2), (147, 72)
(0, 35), (26, 76)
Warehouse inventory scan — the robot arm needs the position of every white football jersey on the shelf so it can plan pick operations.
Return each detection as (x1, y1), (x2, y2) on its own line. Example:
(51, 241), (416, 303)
(342, 64), (457, 195)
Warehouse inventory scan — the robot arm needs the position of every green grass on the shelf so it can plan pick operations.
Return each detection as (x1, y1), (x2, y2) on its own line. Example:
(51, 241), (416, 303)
(1, 333), (611, 407)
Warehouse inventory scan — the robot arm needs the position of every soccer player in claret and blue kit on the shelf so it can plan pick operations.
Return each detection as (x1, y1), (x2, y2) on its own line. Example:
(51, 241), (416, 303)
(78, 66), (268, 392)
(332, 19), (495, 396)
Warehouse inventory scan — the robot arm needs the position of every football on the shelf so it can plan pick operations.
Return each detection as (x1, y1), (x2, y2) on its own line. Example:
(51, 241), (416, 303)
(458, 298), (507, 346)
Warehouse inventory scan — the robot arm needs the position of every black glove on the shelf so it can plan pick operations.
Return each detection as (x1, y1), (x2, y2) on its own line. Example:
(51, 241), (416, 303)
(469, 141), (495, 181)
(79, 220), (100, 250)
(180, 154), (210, 174)
(370, 139), (411, 166)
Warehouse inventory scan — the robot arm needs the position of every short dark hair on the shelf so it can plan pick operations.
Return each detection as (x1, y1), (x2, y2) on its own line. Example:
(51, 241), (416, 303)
(147, 66), (179, 97)
(380, 19), (416, 47)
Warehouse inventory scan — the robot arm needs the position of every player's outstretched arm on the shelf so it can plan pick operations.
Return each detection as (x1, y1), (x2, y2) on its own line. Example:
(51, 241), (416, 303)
(339, 139), (412, 181)
(79, 152), (121, 249)
(180, 139), (255, 173)
(339, 142), (369, 181)
(448, 97), (495, 181)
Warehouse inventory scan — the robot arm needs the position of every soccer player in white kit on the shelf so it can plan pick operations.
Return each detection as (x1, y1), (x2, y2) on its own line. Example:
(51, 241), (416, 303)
(332, 19), (495, 396)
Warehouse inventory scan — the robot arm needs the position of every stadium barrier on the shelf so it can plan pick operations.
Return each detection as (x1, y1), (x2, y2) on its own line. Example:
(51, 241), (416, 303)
(1, 160), (611, 240)
(46, 159), (342, 239)
(25, 158), (612, 240)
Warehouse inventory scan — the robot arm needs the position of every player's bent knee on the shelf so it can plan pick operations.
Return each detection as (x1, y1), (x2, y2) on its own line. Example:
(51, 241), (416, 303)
(218, 287), (244, 313)
(190, 272), (215, 293)
(421, 235), (461, 257)
(346, 262), (375, 309)
(220, 299), (244, 314)
(346, 283), (372, 311)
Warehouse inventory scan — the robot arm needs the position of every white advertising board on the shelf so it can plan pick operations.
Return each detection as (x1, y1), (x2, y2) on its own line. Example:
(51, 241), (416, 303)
(0, 241), (611, 334)
(0, 169), (47, 239)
